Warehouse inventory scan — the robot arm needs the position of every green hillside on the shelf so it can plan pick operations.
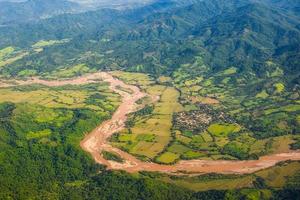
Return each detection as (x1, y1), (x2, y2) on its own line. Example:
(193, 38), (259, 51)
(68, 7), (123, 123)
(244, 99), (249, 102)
(0, 0), (299, 199)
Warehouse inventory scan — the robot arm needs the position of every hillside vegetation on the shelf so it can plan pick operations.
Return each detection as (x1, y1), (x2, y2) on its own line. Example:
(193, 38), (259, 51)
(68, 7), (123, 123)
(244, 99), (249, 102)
(0, 0), (299, 199)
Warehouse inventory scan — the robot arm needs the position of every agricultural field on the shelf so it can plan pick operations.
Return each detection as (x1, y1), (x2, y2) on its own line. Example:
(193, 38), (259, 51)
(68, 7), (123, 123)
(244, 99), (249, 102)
(49, 64), (95, 78)
(163, 56), (300, 161)
(0, 47), (15, 61)
(110, 71), (155, 90)
(0, 83), (120, 112)
(110, 71), (184, 162)
(111, 67), (300, 163)
(0, 40), (72, 77)
(0, 46), (29, 68)
(0, 82), (121, 147)
(31, 39), (70, 49)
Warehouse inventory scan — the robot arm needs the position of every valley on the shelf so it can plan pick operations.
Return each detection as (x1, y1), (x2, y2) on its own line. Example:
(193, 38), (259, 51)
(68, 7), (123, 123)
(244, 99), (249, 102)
(0, 0), (299, 199)
(1, 71), (299, 175)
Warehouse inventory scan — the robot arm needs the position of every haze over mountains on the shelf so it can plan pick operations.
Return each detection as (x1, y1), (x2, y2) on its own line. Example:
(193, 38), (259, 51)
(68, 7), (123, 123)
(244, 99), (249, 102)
(0, 0), (81, 24)
(69, 0), (154, 7)
(0, 0), (157, 25)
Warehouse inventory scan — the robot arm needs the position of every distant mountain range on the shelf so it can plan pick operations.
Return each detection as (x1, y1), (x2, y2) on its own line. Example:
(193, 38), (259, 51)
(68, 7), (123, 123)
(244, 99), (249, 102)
(0, 0), (156, 25)
(0, 0), (299, 77)
(0, 0), (81, 25)
(69, 0), (154, 8)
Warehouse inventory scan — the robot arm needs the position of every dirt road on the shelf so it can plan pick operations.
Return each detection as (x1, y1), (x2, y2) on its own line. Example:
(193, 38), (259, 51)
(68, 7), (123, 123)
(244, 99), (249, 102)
(1, 72), (300, 174)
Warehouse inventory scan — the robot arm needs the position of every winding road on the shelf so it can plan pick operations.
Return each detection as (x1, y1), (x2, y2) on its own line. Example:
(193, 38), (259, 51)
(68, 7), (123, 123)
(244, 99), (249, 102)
(1, 72), (300, 174)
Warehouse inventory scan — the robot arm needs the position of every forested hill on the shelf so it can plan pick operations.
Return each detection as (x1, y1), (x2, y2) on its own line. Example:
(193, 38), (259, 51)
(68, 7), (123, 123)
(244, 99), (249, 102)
(0, 0), (158, 25)
(0, 0), (299, 78)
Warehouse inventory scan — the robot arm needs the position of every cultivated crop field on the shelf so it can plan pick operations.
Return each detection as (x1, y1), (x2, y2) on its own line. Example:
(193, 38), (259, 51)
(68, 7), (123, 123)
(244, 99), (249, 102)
(110, 67), (300, 163)
(0, 83), (120, 112)
(111, 72), (183, 162)
(0, 81), (121, 149)
(0, 46), (29, 69)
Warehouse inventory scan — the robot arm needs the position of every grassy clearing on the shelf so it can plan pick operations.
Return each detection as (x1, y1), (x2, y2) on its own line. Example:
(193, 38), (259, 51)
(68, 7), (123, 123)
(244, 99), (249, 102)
(131, 141), (166, 158)
(0, 52), (29, 68)
(256, 162), (300, 188)
(168, 143), (191, 154)
(13, 103), (74, 127)
(249, 139), (269, 155)
(118, 134), (133, 142)
(174, 130), (219, 159)
(176, 131), (192, 144)
(269, 135), (295, 154)
(273, 83), (285, 93)
(32, 39), (69, 48)
(201, 131), (213, 142)
(264, 104), (300, 115)
(18, 69), (37, 77)
(156, 152), (179, 164)
(182, 151), (206, 159)
(136, 134), (156, 142)
(26, 129), (52, 140)
(157, 76), (172, 83)
(256, 90), (269, 99)
(110, 71), (154, 89)
(220, 67), (237, 76)
(0, 46), (14, 59)
(207, 123), (241, 137)
(223, 141), (249, 159)
(153, 87), (183, 114)
(51, 64), (93, 78)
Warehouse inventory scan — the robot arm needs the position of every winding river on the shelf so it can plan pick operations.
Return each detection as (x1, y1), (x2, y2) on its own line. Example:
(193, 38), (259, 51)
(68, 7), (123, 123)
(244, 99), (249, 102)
(1, 72), (300, 174)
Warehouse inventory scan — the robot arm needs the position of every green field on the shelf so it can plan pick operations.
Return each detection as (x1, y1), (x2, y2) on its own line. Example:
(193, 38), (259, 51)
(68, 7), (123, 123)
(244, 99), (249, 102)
(50, 64), (94, 78)
(114, 86), (183, 160)
(207, 123), (241, 137)
(111, 72), (184, 162)
(0, 46), (28, 68)
(0, 46), (15, 59)
(110, 69), (299, 163)
(156, 152), (180, 164)
(32, 39), (69, 48)
(0, 83), (120, 112)
(26, 129), (52, 140)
